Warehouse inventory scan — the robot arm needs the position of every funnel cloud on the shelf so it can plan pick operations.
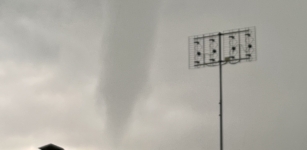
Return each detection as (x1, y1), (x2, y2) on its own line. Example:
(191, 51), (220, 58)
(98, 0), (161, 145)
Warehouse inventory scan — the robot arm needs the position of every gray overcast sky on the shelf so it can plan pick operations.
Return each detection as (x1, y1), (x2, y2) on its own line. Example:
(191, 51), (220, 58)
(1, 0), (307, 150)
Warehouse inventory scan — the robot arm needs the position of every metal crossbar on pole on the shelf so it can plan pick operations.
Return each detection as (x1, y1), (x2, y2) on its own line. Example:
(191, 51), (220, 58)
(188, 27), (257, 150)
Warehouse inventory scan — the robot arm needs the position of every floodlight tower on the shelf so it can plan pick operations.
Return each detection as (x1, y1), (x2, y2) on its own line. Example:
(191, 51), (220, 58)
(188, 27), (257, 150)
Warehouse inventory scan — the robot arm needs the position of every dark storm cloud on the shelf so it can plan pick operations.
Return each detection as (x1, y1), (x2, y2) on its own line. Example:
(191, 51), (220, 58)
(0, 0), (102, 63)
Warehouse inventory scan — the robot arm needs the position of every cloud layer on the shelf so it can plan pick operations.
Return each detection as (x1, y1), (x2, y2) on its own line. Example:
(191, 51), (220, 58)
(1, 0), (307, 150)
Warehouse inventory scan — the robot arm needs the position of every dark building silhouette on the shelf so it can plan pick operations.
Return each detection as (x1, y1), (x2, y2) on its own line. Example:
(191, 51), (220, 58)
(39, 144), (64, 150)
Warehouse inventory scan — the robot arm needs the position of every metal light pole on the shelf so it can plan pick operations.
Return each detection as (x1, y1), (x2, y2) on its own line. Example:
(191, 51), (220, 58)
(189, 27), (257, 150)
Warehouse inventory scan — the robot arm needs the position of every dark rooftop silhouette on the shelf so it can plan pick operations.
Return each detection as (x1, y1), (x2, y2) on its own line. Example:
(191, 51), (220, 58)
(39, 143), (64, 150)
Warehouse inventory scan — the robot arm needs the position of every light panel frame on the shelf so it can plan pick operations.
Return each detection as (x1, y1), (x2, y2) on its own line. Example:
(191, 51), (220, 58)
(188, 26), (256, 69)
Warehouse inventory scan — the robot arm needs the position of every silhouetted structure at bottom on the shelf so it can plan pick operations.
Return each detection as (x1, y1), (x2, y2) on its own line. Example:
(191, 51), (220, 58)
(39, 144), (64, 150)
